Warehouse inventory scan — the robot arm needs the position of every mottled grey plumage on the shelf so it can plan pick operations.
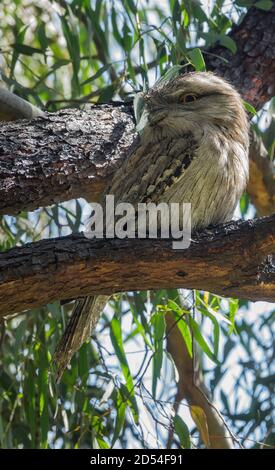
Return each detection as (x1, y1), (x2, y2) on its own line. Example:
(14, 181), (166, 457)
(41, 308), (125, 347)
(54, 71), (249, 381)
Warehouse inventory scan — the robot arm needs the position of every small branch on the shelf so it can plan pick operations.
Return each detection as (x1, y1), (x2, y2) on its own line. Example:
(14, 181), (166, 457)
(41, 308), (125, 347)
(0, 215), (274, 317)
(166, 311), (235, 449)
(0, 87), (44, 121)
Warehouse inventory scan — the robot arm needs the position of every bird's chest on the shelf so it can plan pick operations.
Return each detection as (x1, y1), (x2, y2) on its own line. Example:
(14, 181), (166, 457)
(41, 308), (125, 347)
(108, 133), (198, 205)
(160, 136), (247, 229)
(107, 132), (247, 231)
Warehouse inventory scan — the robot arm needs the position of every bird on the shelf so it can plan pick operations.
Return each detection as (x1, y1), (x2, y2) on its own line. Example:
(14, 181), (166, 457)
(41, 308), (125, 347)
(53, 69), (249, 381)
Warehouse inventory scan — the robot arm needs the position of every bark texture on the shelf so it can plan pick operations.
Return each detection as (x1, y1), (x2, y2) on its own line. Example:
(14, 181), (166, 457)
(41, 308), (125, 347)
(0, 105), (135, 214)
(0, 214), (274, 317)
(0, 4), (275, 216)
(205, 3), (275, 110)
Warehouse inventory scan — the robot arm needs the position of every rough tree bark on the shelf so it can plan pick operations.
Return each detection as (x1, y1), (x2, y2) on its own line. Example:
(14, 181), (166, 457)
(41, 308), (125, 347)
(0, 214), (274, 317)
(0, 105), (135, 214)
(205, 3), (275, 110)
(1, 106), (274, 216)
(0, 4), (275, 216)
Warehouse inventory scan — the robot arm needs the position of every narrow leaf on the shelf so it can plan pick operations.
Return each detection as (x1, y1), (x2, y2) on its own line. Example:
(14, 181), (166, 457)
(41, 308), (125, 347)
(188, 48), (206, 71)
(255, 0), (273, 11)
(174, 415), (191, 449)
(190, 405), (210, 448)
(243, 100), (257, 116)
(152, 311), (165, 398)
(110, 316), (139, 423)
(189, 317), (219, 364)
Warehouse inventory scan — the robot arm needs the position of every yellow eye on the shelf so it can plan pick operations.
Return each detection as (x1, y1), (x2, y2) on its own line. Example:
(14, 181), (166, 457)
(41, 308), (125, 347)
(181, 93), (198, 103)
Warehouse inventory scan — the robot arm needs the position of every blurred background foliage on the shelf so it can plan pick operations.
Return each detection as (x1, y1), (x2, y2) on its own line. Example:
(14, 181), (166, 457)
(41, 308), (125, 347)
(0, 0), (274, 449)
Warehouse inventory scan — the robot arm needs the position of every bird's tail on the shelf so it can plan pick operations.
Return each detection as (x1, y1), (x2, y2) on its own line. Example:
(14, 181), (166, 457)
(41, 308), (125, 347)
(53, 295), (109, 382)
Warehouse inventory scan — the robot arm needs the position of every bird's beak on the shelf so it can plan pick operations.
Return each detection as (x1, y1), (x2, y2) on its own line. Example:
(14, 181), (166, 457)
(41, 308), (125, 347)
(135, 107), (150, 133)
(134, 92), (149, 134)
(134, 92), (168, 133)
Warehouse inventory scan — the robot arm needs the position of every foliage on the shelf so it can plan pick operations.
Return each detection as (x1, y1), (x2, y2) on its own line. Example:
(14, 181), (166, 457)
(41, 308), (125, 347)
(0, 0), (274, 449)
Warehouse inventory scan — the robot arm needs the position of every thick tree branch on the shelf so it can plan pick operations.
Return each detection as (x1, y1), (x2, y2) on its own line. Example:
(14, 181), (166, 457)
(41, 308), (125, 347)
(205, 3), (275, 110)
(0, 4), (275, 216)
(1, 105), (274, 216)
(0, 215), (274, 317)
(0, 105), (135, 215)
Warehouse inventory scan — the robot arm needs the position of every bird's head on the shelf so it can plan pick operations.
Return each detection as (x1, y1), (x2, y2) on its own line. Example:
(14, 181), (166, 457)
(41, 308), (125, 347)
(135, 71), (249, 149)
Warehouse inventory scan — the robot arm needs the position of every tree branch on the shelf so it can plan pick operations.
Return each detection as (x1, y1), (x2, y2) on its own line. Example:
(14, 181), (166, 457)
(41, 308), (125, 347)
(166, 311), (236, 449)
(0, 105), (135, 215)
(205, 3), (275, 110)
(0, 87), (44, 121)
(0, 104), (274, 216)
(1, 4), (275, 216)
(0, 214), (274, 317)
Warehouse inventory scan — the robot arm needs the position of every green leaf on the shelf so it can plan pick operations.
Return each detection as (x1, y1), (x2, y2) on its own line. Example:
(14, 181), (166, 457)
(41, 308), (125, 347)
(188, 48), (206, 71)
(229, 299), (239, 334)
(24, 362), (36, 447)
(10, 24), (29, 76)
(172, 0), (181, 25)
(37, 23), (50, 51)
(169, 310), (193, 358)
(218, 35), (237, 54)
(174, 415), (191, 449)
(81, 64), (112, 86)
(156, 65), (187, 87)
(239, 192), (249, 216)
(60, 14), (80, 95)
(196, 295), (232, 326)
(254, 0), (273, 11)
(202, 309), (220, 358)
(78, 342), (89, 380)
(97, 84), (116, 103)
(183, 9), (189, 28)
(110, 315), (139, 424)
(192, 3), (208, 23)
(200, 31), (218, 47)
(124, 0), (137, 15)
(111, 389), (127, 447)
(243, 100), (257, 116)
(111, 7), (124, 47)
(12, 44), (44, 56)
(152, 310), (166, 398)
(189, 316), (219, 364)
(122, 21), (133, 51)
(235, 0), (253, 6)
(97, 436), (110, 449)
(38, 346), (49, 449)
(85, 5), (108, 55)
(129, 303), (153, 349)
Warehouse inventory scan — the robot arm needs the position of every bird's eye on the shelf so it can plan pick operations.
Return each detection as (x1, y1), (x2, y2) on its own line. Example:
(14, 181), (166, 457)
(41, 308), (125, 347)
(181, 93), (198, 103)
